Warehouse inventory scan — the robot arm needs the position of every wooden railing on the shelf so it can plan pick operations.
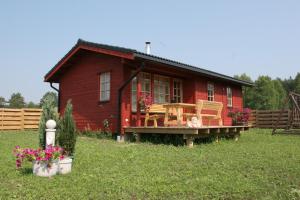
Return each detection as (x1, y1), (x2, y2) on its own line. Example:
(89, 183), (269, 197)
(249, 110), (290, 129)
(0, 108), (42, 130)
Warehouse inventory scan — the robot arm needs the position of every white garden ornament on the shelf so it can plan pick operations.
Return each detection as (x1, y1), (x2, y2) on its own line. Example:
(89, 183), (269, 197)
(187, 117), (202, 128)
(46, 119), (56, 146)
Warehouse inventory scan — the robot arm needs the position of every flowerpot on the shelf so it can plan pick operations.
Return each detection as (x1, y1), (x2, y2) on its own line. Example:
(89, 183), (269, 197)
(58, 157), (73, 174)
(33, 160), (59, 177)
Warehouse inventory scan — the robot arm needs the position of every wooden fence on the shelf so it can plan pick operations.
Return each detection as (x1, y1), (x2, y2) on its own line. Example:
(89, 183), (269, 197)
(249, 110), (290, 129)
(0, 108), (42, 130)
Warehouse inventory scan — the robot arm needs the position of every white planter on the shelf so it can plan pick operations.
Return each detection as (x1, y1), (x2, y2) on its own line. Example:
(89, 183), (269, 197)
(58, 157), (73, 174)
(33, 160), (59, 177)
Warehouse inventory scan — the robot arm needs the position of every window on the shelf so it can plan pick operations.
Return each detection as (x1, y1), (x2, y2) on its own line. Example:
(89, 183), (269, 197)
(131, 72), (151, 112)
(131, 76), (137, 112)
(227, 87), (233, 107)
(173, 79), (182, 103)
(207, 83), (214, 101)
(154, 75), (170, 103)
(141, 72), (151, 97)
(100, 72), (110, 101)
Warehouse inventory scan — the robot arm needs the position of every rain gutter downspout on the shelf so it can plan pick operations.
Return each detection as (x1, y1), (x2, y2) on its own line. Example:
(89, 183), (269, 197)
(50, 82), (60, 112)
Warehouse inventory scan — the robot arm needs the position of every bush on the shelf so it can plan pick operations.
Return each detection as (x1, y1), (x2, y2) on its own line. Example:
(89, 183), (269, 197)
(38, 97), (59, 149)
(58, 100), (77, 156)
(79, 130), (112, 140)
(79, 121), (112, 140)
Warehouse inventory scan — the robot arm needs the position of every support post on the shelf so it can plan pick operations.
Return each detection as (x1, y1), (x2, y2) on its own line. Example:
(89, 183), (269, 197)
(136, 77), (142, 126)
(215, 135), (219, 143)
(234, 130), (240, 141)
(117, 62), (145, 135)
(185, 135), (194, 148)
(136, 133), (141, 143)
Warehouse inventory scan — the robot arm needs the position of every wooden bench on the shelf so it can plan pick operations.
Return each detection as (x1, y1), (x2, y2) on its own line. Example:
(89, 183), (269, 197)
(184, 100), (223, 126)
(144, 104), (166, 127)
(196, 100), (223, 126)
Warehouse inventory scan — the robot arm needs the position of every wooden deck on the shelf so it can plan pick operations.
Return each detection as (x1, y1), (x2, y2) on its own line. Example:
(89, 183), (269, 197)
(124, 126), (249, 148)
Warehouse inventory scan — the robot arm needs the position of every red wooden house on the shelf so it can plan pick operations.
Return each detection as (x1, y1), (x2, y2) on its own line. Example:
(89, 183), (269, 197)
(44, 39), (252, 133)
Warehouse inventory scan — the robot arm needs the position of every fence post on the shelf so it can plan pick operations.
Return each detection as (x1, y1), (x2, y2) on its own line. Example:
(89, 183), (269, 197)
(20, 109), (25, 130)
(255, 110), (258, 128)
(0, 108), (3, 130)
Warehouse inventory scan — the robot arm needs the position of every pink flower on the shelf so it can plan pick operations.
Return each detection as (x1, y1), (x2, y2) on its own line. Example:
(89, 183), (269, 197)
(13, 145), (64, 169)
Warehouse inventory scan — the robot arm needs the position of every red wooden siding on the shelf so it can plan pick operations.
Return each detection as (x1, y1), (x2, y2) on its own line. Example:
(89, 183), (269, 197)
(195, 79), (243, 125)
(58, 51), (244, 132)
(59, 51), (124, 131)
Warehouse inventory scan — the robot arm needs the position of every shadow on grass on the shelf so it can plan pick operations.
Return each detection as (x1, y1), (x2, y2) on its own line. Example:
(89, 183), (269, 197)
(274, 129), (300, 136)
(19, 167), (33, 175)
(127, 133), (224, 146)
(126, 133), (238, 146)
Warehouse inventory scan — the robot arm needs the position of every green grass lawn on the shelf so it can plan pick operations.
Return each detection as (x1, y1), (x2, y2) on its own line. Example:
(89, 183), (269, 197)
(1, 129), (300, 199)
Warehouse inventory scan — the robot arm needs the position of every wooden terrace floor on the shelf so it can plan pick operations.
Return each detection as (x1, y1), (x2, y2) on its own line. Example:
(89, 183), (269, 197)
(124, 126), (250, 147)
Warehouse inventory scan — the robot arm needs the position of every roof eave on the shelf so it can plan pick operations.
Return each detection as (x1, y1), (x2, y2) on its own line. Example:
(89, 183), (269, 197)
(134, 53), (254, 87)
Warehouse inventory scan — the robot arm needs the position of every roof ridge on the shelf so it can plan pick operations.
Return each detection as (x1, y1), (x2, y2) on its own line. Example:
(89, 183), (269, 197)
(77, 39), (137, 54)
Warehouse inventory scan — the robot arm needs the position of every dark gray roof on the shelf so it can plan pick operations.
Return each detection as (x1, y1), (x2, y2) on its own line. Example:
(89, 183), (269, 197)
(78, 39), (136, 54)
(134, 52), (253, 86)
(46, 39), (253, 86)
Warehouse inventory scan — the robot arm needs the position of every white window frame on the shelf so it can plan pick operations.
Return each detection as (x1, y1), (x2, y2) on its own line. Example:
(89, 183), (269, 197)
(154, 75), (170, 104)
(207, 83), (214, 101)
(227, 87), (233, 107)
(173, 78), (182, 103)
(140, 72), (151, 97)
(131, 76), (137, 112)
(99, 72), (110, 101)
(131, 72), (151, 112)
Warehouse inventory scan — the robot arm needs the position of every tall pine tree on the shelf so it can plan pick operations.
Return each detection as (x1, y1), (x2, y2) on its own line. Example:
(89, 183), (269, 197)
(58, 100), (77, 156)
(38, 97), (59, 149)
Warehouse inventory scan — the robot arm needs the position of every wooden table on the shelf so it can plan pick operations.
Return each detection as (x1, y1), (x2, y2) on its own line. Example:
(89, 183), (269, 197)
(163, 103), (196, 126)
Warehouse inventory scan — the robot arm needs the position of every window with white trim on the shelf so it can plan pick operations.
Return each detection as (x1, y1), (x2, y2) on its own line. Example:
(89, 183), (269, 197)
(173, 79), (182, 103)
(131, 72), (151, 112)
(100, 72), (110, 101)
(131, 76), (137, 112)
(154, 75), (170, 103)
(227, 87), (233, 107)
(141, 72), (151, 97)
(207, 83), (214, 101)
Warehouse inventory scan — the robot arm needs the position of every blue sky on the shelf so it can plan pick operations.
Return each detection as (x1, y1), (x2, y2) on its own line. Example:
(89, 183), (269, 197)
(0, 1), (299, 103)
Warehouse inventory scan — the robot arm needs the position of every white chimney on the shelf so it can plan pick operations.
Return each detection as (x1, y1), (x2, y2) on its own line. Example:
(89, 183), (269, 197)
(145, 42), (151, 54)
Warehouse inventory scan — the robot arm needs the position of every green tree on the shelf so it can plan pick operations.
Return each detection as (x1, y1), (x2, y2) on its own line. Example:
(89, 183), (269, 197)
(40, 92), (58, 108)
(234, 73), (255, 108)
(280, 76), (295, 93)
(294, 73), (300, 94)
(58, 100), (77, 156)
(0, 96), (6, 108)
(38, 96), (59, 149)
(8, 93), (25, 108)
(273, 79), (287, 109)
(252, 76), (278, 110)
(26, 101), (40, 108)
